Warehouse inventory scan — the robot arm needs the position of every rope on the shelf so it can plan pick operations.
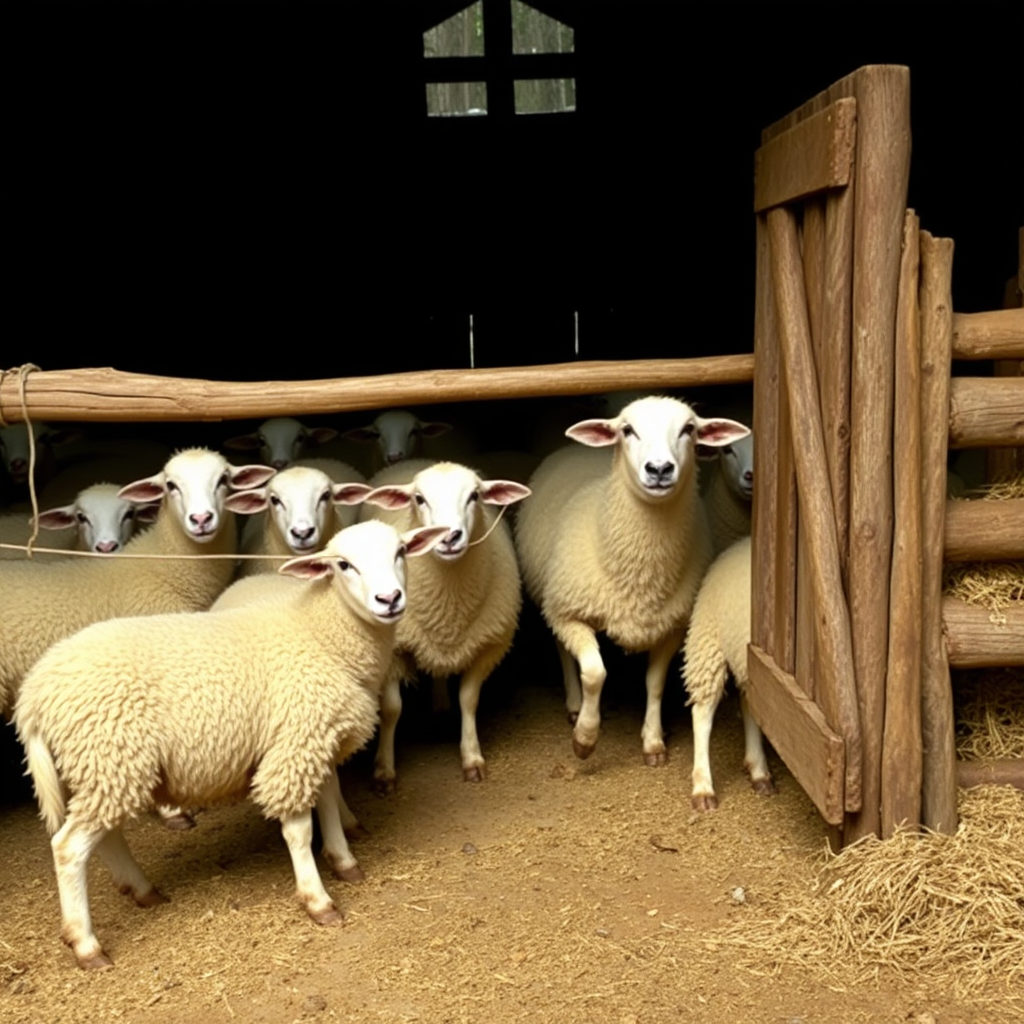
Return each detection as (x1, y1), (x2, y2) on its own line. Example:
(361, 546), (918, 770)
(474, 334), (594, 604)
(0, 365), (43, 556)
(468, 504), (508, 547)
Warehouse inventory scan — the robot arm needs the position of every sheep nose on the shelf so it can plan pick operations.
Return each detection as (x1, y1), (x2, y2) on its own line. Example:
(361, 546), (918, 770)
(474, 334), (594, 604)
(445, 529), (463, 546)
(271, 459), (289, 470)
(291, 525), (315, 542)
(645, 461), (675, 482)
(377, 589), (402, 611)
(189, 511), (214, 530)
(744, 470), (754, 484)
(96, 540), (119, 553)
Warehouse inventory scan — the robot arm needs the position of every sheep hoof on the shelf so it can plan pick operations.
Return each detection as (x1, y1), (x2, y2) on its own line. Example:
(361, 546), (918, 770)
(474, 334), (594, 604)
(691, 793), (719, 812)
(344, 823), (371, 841)
(372, 776), (397, 797)
(572, 737), (595, 760)
(566, 710), (579, 725)
(161, 811), (196, 831)
(643, 750), (667, 768)
(131, 886), (170, 909)
(463, 765), (484, 782)
(751, 777), (777, 798)
(77, 950), (115, 971)
(308, 904), (344, 927)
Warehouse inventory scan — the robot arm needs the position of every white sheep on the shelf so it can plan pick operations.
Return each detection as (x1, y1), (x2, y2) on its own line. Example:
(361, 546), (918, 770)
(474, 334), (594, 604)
(515, 395), (750, 765)
(0, 448), (274, 717)
(223, 416), (339, 470)
(682, 536), (775, 810)
(0, 482), (160, 560)
(14, 520), (446, 969)
(701, 430), (754, 556)
(226, 462), (370, 577)
(360, 459), (531, 786)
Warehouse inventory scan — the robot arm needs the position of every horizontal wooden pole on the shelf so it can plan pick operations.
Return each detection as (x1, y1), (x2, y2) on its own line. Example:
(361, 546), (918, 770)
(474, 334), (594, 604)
(944, 498), (1024, 561)
(951, 309), (1024, 360)
(0, 356), (755, 424)
(943, 597), (1024, 668)
(746, 644), (846, 825)
(753, 98), (855, 212)
(948, 376), (1024, 448)
(957, 759), (1024, 791)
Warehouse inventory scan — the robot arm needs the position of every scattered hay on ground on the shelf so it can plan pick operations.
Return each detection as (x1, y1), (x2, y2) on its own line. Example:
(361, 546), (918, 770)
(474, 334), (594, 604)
(956, 667), (1024, 761)
(713, 786), (1024, 1003)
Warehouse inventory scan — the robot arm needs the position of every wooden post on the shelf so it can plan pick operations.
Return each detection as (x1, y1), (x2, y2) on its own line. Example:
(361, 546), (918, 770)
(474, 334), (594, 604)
(919, 230), (957, 835)
(881, 211), (923, 836)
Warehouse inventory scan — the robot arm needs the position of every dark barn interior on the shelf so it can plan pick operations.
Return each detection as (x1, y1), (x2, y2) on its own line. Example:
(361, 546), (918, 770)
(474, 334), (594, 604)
(6, 1), (1021, 384)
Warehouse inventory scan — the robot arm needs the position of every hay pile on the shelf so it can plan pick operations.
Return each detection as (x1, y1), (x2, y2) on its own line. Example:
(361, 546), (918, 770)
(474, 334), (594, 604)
(714, 786), (1024, 1002)
(956, 667), (1024, 761)
(944, 473), (1024, 613)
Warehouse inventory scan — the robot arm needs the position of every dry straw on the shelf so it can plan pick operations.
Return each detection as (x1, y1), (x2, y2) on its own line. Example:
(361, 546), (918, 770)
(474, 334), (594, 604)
(715, 786), (1024, 1002)
(956, 667), (1024, 761)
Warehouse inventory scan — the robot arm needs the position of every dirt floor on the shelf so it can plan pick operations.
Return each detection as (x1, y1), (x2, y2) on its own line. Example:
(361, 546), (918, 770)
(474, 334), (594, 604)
(2, 622), (1021, 1024)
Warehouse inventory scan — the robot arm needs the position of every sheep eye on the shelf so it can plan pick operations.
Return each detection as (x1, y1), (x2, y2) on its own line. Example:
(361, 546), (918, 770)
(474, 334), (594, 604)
(76, 512), (88, 523)
(318, 490), (331, 504)
(270, 495), (283, 508)
(622, 424), (635, 438)
(217, 473), (229, 488)
(123, 509), (135, 521)
(681, 423), (696, 437)
(468, 490), (479, 503)
(721, 445), (733, 456)
(166, 480), (179, 493)
(414, 494), (426, 506)
(337, 559), (351, 571)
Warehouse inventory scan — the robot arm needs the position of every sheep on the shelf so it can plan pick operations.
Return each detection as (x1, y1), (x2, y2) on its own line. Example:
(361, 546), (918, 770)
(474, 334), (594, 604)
(342, 409), (465, 472)
(360, 459), (531, 786)
(682, 536), (775, 810)
(0, 448), (274, 717)
(13, 520), (447, 969)
(226, 462), (371, 577)
(514, 395), (751, 765)
(701, 430), (754, 556)
(223, 416), (339, 470)
(0, 482), (160, 560)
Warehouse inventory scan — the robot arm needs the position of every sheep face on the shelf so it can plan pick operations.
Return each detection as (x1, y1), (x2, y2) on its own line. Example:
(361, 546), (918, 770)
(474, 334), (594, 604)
(566, 396), (750, 503)
(35, 483), (160, 553)
(344, 410), (452, 467)
(224, 417), (338, 470)
(280, 520), (447, 624)
(364, 462), (530, 561)
(718, 432), (754, 501)
(226, 467), (372, 554)
(119, 449), (275, 544)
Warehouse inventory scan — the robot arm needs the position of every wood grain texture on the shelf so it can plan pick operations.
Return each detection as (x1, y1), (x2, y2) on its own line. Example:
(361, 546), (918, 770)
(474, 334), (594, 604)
(944, 498), (1024, 561)
(943, 598), (1024, 668)
(951, 310), (1024, 360)
(948, 377), (1024, 448)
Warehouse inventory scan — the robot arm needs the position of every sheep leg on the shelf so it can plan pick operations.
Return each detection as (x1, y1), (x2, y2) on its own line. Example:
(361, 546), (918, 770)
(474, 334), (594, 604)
(641, 630), (683, 767)
(96, 827), (168, 907)
(740, 693), (776, 797)
(373, 671), (403, 794)
(558, 622), (605, 759)
(156, 803), (196, 831)
(331, 772), (369, 839)
(52, 817), (113, 969)
(457, 645), (504, 782)
(316, 770), (364, 882)
(280, 810), (342, 926)
(690, 695), (722, 811)
(555, 638), (583, 724)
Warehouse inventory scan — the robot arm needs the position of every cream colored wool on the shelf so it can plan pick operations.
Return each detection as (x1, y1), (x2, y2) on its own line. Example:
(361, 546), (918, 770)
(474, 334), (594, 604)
(515, 396), (750, 765)
(361, 459), (528, 783)
(682, 535), (773, 809)
(0, 449), (267, 716)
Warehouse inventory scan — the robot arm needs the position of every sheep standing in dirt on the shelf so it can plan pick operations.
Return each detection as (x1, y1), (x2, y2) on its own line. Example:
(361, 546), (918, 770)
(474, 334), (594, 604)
(361, 460), (530, 786)
(14, 520), (446, 969)
(683, 536), (775, 810)
(515, 396), (750, 765)
(0, 448), (273, 716)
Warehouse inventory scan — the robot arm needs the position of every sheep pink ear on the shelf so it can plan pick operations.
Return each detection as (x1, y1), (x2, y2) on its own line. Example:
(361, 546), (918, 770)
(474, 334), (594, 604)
(565, 418), (619, 447)
(332, 483), (373, 506)
(35, 506), (77, 531)
(479, 480), (531, 506)
(225, 489), (269, 515)
(364, 485), (413, 510)
(695, 418), (751, 448)
(278, 553), (333, 580)
(223, 433), (263, 451)
(119, 475), (167, 503)
(401, 525), (448, 557)
(228, 464), (277, 490)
